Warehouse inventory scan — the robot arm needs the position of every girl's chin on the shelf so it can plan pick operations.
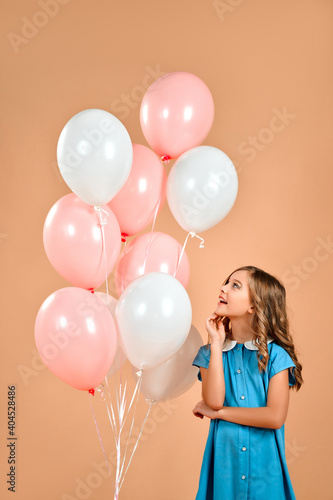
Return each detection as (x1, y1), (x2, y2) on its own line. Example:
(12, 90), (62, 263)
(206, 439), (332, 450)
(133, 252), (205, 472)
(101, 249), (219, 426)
(215, 304), (227, 313)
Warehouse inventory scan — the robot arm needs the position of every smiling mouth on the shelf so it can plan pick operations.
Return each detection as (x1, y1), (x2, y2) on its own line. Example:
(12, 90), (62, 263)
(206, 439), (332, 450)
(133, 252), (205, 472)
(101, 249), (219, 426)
(219, 297), (228, 304)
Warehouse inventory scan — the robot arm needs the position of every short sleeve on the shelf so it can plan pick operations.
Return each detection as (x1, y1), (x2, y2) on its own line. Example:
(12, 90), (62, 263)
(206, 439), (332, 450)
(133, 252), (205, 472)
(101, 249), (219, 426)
(192, 345), (211, 381)
(268, 343), (296, 387)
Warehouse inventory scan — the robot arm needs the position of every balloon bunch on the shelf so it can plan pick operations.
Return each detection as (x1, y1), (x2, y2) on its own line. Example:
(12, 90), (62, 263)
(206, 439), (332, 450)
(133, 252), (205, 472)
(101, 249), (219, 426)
(34, 71), (238, 499)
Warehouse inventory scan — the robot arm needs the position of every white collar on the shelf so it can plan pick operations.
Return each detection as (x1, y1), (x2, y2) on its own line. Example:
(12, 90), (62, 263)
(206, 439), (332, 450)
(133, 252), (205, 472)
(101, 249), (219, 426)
(222, 338), (274, 352)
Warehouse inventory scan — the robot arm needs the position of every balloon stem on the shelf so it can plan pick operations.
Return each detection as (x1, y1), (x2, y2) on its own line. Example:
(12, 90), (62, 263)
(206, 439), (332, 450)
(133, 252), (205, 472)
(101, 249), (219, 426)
(89, 388), (95, 396)
(88, 288), (95, 294)
(121, 232), (128, 243)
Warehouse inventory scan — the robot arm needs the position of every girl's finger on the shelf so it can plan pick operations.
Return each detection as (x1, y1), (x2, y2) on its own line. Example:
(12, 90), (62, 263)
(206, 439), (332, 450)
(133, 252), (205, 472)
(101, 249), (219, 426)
(207, 313), (218, 321)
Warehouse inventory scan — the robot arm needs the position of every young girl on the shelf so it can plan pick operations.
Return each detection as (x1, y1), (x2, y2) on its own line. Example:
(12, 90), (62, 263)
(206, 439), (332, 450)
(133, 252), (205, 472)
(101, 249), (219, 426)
(192, 265), (303, 500)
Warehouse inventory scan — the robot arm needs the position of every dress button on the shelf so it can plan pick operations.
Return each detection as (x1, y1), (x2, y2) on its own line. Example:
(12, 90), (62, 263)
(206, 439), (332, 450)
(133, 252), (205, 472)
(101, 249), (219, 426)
(240, 395), (245, 400)
(241, 475), (246, 480)
(237, 369), (241, 374)
(242, 447), (247, 451)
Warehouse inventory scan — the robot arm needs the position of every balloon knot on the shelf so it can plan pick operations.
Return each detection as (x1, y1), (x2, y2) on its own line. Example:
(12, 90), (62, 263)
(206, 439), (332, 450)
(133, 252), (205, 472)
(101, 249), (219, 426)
(89, 388), (95, 396)
(161, 155), (171, 165)
(121, 232), (128, 243)
(88, 288), (95, 294)
(145, 398), (157, 407)
(94, 206), (109, 226)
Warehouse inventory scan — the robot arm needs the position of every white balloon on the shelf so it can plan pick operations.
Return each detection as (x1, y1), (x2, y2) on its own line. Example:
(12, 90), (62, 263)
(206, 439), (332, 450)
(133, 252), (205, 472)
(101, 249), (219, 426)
(116, 272), (192, 370)
(94, 292), (127, 377)
(166, 145), (238, 233)
(139, 324), (203, 402)
(57, 109), (133, 206)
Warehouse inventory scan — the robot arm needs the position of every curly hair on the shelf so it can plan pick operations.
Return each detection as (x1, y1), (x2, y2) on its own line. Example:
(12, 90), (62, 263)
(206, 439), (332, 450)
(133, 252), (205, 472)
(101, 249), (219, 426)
(213, 265), (303, 391)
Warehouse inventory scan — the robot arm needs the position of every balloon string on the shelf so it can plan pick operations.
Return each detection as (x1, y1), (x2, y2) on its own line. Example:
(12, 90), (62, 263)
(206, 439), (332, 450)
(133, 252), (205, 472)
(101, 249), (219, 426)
(102, 224), (109, 297)
(114, 351), (124, 429)
(120, 370), (142, 433)
(88, 393), (115, 494)
(94, 206), (110, 297)
(103, 377), (118, 446)
(105, 376), (124, 499)
(115, 430), (121, 498)
(173, 231), (205, 277)
(114, 360), (128, 496)
(112, 362), (120, 431)
(119, 349), (124, 409)
(142, 192), (162, 274)
(105, 374), (123, 498)
(150, 191), (161, 234)
(119, 399), (155, 491)
(115, 371), (131, 497)
(119, 380), (128, 428)
(118, 372), (144, 487)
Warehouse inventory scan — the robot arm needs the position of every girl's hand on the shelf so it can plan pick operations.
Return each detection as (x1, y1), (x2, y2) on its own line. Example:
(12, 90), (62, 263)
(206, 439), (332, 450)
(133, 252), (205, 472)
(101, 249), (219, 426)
(205, 314), (226, 347)
(193, 400), (219, 420)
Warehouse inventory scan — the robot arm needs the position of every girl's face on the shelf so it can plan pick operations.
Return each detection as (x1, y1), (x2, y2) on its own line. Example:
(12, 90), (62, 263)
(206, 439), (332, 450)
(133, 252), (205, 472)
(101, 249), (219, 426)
(215, 270), (254, 319)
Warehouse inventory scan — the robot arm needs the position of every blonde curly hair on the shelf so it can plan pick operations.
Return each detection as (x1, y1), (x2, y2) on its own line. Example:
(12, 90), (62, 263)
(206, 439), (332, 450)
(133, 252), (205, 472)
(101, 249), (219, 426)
(213, 265), (303, 391)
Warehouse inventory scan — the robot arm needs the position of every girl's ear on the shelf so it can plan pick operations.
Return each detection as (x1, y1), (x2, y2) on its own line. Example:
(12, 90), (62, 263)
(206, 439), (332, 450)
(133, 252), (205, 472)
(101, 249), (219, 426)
(248, 304), (255, 314)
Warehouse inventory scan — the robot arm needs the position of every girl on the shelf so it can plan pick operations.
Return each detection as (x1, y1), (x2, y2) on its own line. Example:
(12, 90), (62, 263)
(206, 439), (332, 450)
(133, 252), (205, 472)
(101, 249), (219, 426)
(192, 265), (303, 500)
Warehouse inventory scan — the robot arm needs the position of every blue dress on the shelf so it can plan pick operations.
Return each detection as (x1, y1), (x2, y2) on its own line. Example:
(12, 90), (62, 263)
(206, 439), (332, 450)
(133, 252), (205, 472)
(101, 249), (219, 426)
(192, 339), (297, 500)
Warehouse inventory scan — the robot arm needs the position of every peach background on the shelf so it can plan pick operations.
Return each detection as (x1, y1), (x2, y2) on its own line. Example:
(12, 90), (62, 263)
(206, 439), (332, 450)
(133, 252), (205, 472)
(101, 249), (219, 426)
(1, 0), (333, 499)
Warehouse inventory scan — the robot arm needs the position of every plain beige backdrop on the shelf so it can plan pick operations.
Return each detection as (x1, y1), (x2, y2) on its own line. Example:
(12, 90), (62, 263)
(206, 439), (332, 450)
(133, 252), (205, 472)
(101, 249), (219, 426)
(1, 0), (333, 499)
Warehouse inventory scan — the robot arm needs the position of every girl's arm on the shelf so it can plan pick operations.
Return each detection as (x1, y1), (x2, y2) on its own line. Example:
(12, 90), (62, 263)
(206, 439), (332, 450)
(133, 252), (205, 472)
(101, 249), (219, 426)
(200, 315), (226, 410)
(194, 369), (290, 429)
(201, 341), (225, 410)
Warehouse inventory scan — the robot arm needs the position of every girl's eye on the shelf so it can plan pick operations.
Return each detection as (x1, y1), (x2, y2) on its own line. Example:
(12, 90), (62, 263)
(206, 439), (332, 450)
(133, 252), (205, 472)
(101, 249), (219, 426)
(232, 282), (240, 288)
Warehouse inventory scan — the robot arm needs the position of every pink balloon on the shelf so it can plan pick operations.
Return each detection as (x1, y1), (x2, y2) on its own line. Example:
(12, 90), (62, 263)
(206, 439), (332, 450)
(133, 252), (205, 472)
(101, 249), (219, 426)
(108, 144), (167, 237)
(140, 72), (214, 160)
(34, 288), (117, 391)
(114, 232), (190, 296)
(43, 194), (121, 290)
